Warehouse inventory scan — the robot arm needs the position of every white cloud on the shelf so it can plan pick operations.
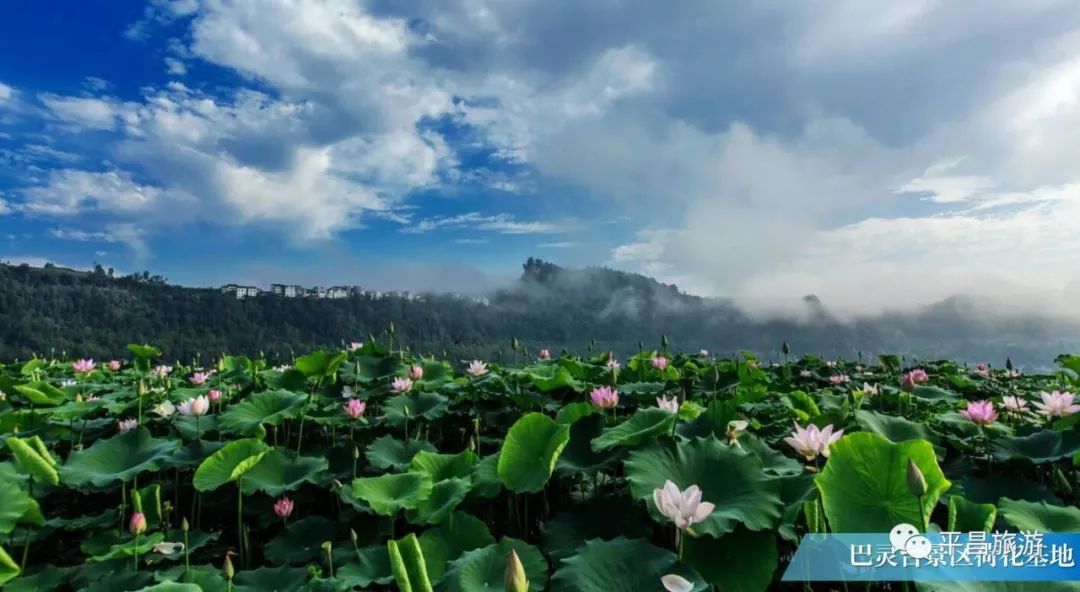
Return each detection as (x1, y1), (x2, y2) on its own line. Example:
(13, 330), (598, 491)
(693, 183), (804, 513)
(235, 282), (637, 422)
(40, 94), (126, 130)
(402, 212), (572, 235)
(21, 169), (184, 216)
(0, 82), (13, 102)
(50, 223), (148, 258)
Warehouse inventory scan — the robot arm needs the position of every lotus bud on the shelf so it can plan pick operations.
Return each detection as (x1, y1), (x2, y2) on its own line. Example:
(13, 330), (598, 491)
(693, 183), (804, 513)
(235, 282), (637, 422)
(1005, 357), (1013, 371)
(137, 381), (147, 397)
(350, 528), (358, 544)
(468, 435), (476, 452)
(782, 341), (790, 355)
(129, 512), (147, 535)
(181, 517), (189, 532)
(638, 340), (644, 351)
(511, 337), (519, 351)
(223, 553), (235, 580)
(353, 446), (360, 460)
(906, 459), (927, 497)
(388, 321), (395, 335)
(1053, 467), (1073, 496)
(661, 335), (669, 349)
(505, 549), (529, 592)
(332, 479), (344, 491)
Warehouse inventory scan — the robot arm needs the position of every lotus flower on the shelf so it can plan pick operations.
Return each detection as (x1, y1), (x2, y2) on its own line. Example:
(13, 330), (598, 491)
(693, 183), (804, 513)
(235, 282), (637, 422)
(825, 360), (837, 368)
(505, 549), (529, 592)
(661, 574), (694, 592)
(855, 365), (864, 372)
(466, 360), (489, 376)
(538, 349), (551, 360)
(960, 400), (997, 425)
(108, 360), (122, 371)
(901, 369), (930, 391)
(348, 342), (363, 352)
(1034, 390), (1080, 418)
(651, 356), (669, 370)
(1006, 369), (1022, 378)
(829, 374), (851, 385)
(152, 542), (185, 555)
(408, 365), (424, 380)
(698, 349), (709, 357)
(652, 480), (715, 530)
(973, 363), (991, 377)
(784, 423), (843, 461)
(725, 419), (749, 445)
(118, 418), (139, 432)
(799, 370), (812, 378)
(1001, 395), (1028, 413)
(208, 388), (222, 402)
(178, 395), (210, 417)
(72, 359), (95, 374)
(606, 356), (621, 370)
(61, 379), (77, 388)
(656, 395), (679, 413)
(344, 399), (366, 420)
(189, 371), (214, 386)
(152, 400), (176, 417)
(391, 377), (413, 393)
(589, 386), (619, 409)
(860, 383), (879, 397)
(273, 364), (291, 372)
(274, 497), (294, 519)
(129, 512), (147, 535)
(152, 365), (173, 379)
(84, 395), (100, 402)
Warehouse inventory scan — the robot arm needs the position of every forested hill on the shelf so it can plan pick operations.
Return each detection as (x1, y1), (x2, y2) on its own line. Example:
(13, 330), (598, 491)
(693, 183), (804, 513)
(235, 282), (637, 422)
(1, 258), (1077, 368)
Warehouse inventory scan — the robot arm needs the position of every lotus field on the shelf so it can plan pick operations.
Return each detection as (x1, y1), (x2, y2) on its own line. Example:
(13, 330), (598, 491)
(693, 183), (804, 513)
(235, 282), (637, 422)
(2, 340), (1080, 591)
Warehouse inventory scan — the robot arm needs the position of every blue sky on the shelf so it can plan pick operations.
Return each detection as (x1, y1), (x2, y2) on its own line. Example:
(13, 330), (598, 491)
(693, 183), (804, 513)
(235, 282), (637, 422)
(2, 1), (1080, 316)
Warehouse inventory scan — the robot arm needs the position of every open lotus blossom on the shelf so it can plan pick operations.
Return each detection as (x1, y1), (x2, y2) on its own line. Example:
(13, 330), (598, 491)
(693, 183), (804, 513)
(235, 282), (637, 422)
(1034, 390), (1080, 418)
(274, 497), (294, 519)
(590, 385), (619, 409)
(652, 480), (715, 531)
(152, 542), (185, 555)
(855, 365), (864, 372)
(72, 359), (95, 374)
(725, 419), (749, 445)
(466, 360), (489, 376)
(391, 377), (413, 393)
(129, 512), (147, 535)
(152, 400), (176, 417)
(408, 365), (424, 380)
(661, 574), (695, 592)
(960, 400), (997, 425)
(189, 371), (214, 385)
(208, 388), (222, 402)
(900, 368), (930, 391)
(785, 423), (843, 461)
(341, 385), (356, 399)
(538, 349), (551, 360)
(606, 356), (621, 370)
(344, 398), (366, 420)
(825, 360), (837, 368)
(799, 370), (812, 378)
(973, 363), (991, 377)
(178, 395), (210, 417)
(348, 342), (363, 351)
(651, 356), (670, 370)
(698, 349), (709, 357)
(84, 395), (100, 402)
(61, 379), (77, 388)
(829, 374), (851, 385)
(108, 360), (122, 371)
(1001, 396), (1028, 413)
(273, 364), (291, 372)
(656, 395), (679, 413)
(152, 365), (173, 378)
(860, 383), (879, 396)
(118, 418), (139, 432)
(1006, 369), (1022, 378)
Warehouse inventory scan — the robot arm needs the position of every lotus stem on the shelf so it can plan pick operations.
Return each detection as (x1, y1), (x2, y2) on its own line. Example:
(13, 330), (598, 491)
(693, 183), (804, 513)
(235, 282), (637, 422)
(237, 486), (244, 568)
(133, 532), (140, 571)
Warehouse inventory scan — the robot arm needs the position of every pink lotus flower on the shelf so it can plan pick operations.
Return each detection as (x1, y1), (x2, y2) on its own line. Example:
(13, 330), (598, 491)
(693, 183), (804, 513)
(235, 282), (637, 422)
(960, 400), (997, 425)
(152, 365), (173, 379)
(900, 369), (929, 391)
(538, 349), (551, 360)
(973, 363), (990, 377)
(129, 512), (147, 535)
(466, 360), (488, 376)
(652, 480), (715, 531)
(408, 365), (423, 380)
(108, 360), (122, 371)
(344, 399), (366, 420)
(118, 418), (139, 433)
(829, 374), (851, 385)
(178, 395), (210, 417)
(189, 371), (214, 386)
(651, 356), (669, 371)
(72, 359), (95, 374)
(208, 388), (223, 402)
(274, 497), (294, 519)
(606, 356), (621, 370)
(784, 423), (843, 461)
(661, 574), (694, 592)
(860, 383), (879, 396)
(589, 386), (619, 409)
(348, 342), (363, 352)
(392, 377), (413, 393)
(1034, 390), (1080, 418)
(656, 395), (679, 413)
(1001, 396), (1028, 413)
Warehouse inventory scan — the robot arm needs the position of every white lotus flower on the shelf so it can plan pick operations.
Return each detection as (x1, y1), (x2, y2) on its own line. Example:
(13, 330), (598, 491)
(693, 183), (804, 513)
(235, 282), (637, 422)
(652, 480), (715, 531)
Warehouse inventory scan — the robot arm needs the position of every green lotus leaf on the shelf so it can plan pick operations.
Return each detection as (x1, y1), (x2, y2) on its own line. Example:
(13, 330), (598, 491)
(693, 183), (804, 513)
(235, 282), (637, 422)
(192, 438), (271, 492)
(0, 544), (19, 586)
(591, 407), (676, 451)
(406, 477), (472, 525)
(856, 409), (940, 446)
(126, 344), (162, 359)
(150, 566), (228, 592)
(554, 402), (595, 426)
(992, 430), (1080, 464)
(5, 437), (59, 485)
(541, 495), (651, 564)
(165, 439), (226, 469)
(264, 516), (337, 565)
(14, 383), (65, 406)
(408, 450), (477, 482)
(133, 582), (202, 591)
(352, 472), (433, 516)
(816, 433), (950, 532)
(3, 565), (71, 592)
(134, 483), (163, 528)
(469, 453), (502, 499)
(947, 496), (996, 532)
(557, 414), (623, 475)
(87, 532), (165, 562)
(233, 564), (309, 592)
(336, 546), (394, 588)
(949, 472), (1059, 505)
(549, 537), (707, 592)
(736, 433), (803, 477)
(523, 365), (582, 392)
(497, 412), (571, 493)
(998, 498), (1080, 532)
(365, 435), (437, 471)
(238, 449), (328, 496)
(417, 512), (494, 582)
(218, 389), (307, 436)
(68, 561), (152, 592)
(917, 582), (1080, 592)
(626, 437), (783, 537)
(683, 526), (778, 592)
(293, 350), (348, 378)
(442, 537), (548, 592)
(0, 477), (33, 534)
(172, 415), (219, 441)
(60, 427), (180, 488)
(383, 392), (449, 427)
(388, 532), (433, 592)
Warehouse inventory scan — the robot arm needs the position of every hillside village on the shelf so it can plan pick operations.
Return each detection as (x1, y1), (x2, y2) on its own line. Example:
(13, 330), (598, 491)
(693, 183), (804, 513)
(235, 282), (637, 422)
(220, 283), (490, 305)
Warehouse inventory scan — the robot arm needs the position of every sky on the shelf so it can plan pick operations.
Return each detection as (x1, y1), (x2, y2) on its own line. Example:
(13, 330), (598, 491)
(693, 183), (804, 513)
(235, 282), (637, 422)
(2, 0), (1080, 317)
